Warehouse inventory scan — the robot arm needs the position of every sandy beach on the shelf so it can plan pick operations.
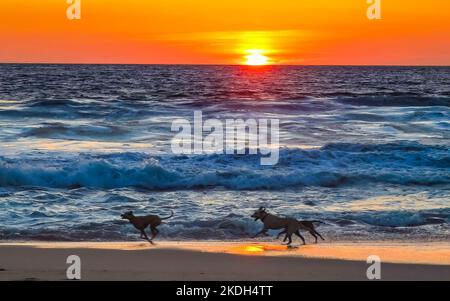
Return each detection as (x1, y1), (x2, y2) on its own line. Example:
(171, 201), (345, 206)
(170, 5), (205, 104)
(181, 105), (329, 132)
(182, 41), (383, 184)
(0, 241), (449, 281)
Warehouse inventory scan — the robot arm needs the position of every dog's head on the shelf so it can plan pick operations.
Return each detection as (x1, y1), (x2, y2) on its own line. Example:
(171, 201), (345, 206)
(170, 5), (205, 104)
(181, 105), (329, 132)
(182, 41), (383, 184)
(121, 211), (134, 220)
(251, 207), (267, 221)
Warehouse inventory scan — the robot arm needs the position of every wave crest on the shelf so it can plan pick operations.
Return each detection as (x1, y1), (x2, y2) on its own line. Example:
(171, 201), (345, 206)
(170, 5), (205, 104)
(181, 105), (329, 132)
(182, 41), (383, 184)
(1, 142), (449, 190)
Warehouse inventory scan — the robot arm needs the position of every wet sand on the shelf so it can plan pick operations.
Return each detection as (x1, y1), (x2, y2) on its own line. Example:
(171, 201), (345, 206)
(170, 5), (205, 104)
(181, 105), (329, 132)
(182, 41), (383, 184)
(0, 241), (449, 281)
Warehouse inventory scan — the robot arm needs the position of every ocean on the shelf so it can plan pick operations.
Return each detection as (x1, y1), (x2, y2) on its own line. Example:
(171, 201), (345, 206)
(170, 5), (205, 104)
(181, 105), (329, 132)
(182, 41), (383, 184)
(0, 64), (449, 242)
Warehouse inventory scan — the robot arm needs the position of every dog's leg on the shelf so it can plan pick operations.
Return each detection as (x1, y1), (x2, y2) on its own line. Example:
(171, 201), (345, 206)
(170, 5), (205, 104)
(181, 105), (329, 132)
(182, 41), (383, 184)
(315, 230), (325, 241)
(277, 230), (287, 240)
(283, 233), (294, 245)
(253, 228), (268, 238)
(141, 230), (154, 245)
(309, 230), (318, 243)
(150, 226), (159, 241)
(285, 234), (292, 245)
(294, 230), (306, 245)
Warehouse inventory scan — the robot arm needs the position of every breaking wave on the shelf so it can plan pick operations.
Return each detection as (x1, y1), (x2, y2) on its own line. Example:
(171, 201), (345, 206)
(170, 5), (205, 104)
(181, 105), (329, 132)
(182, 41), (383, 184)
(1, 142), (449, 190)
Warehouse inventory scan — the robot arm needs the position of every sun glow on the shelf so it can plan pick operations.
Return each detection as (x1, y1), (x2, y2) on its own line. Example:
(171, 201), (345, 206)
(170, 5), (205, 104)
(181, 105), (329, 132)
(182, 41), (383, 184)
(227, 244), (290, 255)
(244, 50), (270, 66)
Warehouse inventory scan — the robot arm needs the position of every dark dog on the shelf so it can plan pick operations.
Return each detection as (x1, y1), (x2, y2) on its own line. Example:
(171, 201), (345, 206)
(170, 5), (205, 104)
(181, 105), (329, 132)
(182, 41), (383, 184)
(121, 210), (174, 244)
(276, 220), (325, 244)
(251, 207), (325, 245)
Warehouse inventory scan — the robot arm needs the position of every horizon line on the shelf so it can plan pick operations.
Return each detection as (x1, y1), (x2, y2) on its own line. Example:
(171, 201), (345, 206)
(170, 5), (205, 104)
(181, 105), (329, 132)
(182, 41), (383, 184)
(1, 62), (449, 67)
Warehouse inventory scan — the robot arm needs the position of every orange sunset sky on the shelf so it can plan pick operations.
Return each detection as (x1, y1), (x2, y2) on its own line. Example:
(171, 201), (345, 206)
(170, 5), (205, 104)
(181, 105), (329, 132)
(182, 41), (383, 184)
(1, 0), (449, 65)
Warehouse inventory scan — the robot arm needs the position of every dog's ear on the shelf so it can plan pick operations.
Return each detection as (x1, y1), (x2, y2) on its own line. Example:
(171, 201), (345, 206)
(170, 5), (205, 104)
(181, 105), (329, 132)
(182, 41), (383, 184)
(259, 206), (266, 211)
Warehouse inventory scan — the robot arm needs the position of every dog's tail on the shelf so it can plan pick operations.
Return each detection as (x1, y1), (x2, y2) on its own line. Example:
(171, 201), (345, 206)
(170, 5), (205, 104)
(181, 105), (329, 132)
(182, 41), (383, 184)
(161, 210), (174, 220)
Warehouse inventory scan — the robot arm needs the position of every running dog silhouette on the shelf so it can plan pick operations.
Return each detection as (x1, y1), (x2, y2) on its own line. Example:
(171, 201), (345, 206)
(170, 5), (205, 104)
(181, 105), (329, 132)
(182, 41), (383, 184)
(276, 220), (325, 244)
(251, 207), (325, 245)
(121, 210), (174, 244)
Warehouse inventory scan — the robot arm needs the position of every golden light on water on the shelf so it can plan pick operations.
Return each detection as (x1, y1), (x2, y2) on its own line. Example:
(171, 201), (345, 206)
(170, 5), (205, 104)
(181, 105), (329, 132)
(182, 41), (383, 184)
(228, 244), (289, 255)
(243, 246), (265, 253)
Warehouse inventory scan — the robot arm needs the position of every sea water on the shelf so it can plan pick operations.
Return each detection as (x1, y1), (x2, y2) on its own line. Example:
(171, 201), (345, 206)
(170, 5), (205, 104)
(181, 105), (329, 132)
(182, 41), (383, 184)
(0, 64), (449, 241)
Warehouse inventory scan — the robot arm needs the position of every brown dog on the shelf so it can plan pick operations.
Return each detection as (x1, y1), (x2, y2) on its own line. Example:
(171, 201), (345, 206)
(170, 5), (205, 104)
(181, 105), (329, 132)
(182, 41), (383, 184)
(251, 207), (324, 245)
(121, 210), (174, 244)
(276, 220), (325, 244)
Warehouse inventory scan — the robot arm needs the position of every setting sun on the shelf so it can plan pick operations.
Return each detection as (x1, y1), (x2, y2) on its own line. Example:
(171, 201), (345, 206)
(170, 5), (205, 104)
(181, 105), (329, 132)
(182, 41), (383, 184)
(244, 50), (270, 66)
